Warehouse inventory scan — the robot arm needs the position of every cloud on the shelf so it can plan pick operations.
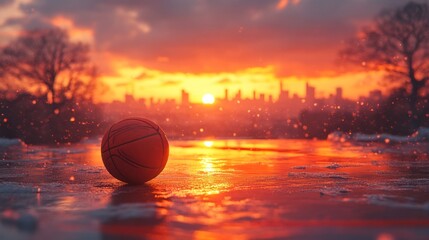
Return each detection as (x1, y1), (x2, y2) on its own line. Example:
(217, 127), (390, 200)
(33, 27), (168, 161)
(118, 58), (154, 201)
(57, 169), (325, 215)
(0, 0), (411, 78)
(134, 72), (151, 81)
(115, 82), (129, 87)
(161, 80), (181, 86)
(217, 78), (232, 84)
(0, 0), (13, 7)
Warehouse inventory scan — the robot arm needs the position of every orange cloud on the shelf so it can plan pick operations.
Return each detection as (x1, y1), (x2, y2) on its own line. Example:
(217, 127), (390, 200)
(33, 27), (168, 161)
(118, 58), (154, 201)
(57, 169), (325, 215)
(276, 0), (301, 10)
(50, 16), (93, 43)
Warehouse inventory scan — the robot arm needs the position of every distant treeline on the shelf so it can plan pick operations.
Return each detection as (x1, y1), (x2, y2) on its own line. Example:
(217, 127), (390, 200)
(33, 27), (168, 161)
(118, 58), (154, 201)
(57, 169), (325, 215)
(298, 88), (429, 139)
(141, 88), (429, 140)
(0, 93), (106, 144)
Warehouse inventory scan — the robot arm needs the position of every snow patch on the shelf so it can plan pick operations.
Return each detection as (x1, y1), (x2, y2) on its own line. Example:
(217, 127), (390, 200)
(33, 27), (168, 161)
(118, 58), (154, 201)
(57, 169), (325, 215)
(328, 127), (429, 143)
(1, 209), (38, 233)
(326, 163), (341, 169)
(0, 138), (24, 147)
(0, 182), (39, 193)
(366, 194), (429, 211)
(320, 186), (351, 196)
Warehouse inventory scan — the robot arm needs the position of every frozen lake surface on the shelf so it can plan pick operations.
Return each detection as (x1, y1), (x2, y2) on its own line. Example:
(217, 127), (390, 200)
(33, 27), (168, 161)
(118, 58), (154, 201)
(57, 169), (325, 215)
(0, 139), (429, 239)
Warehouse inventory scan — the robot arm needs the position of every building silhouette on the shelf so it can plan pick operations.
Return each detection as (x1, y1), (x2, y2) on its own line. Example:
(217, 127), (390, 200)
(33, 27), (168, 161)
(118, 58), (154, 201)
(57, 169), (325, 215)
(101, 80), (386, 139)
(181, 89), (189, 106)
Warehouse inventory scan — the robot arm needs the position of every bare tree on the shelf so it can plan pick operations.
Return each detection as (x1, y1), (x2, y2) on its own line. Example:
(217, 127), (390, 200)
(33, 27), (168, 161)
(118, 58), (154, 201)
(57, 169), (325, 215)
(0, 28), (97, 109)
(341, 2), (429, 127)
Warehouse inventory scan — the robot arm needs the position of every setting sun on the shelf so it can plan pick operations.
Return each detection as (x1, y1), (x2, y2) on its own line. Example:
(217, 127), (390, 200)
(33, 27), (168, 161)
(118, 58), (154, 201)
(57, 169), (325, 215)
(202, 93), (215, 104)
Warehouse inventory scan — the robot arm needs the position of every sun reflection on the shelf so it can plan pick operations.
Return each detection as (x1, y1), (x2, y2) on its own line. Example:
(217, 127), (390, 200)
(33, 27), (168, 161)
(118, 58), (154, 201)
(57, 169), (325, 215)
(54, 196), (78, 211)
(201, 157), (215, 174)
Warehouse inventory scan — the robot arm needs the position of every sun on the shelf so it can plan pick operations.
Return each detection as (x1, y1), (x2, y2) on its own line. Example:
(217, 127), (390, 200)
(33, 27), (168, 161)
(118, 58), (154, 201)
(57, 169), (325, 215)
(202, 93), (215, 104)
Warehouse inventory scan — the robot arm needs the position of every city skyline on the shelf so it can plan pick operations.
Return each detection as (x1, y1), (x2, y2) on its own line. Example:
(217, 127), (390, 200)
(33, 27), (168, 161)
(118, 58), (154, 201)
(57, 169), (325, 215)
(100, 76), (389, 140)
(115, 80), (380, 107)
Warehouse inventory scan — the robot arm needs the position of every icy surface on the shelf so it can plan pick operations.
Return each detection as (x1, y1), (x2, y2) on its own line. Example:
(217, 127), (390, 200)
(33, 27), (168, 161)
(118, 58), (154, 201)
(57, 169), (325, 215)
(0, 139), (429, 239)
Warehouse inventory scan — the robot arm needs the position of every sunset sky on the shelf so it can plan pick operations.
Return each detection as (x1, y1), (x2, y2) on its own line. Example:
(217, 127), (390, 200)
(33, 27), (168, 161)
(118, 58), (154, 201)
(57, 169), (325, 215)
(0, 0), (412, 103)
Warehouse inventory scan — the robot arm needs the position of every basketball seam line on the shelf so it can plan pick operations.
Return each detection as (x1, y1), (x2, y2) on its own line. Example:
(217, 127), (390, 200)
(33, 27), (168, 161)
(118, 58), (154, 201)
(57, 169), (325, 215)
(117, 148), (159, 169)
(159, 132), (166, 169)
(102, 132), (159, 153)
(127, 118), (160, 129)
(109, 125), (155, 139)
(117, 118), (159, 130)
(106, 125), (128, 180)
(109, 127), (155, 143)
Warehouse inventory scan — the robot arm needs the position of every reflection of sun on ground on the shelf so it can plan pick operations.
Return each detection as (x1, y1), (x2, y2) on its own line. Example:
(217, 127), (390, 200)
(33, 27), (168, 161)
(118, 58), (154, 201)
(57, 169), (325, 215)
(201, 157), (215, 174)
(202, 93), (215, 104)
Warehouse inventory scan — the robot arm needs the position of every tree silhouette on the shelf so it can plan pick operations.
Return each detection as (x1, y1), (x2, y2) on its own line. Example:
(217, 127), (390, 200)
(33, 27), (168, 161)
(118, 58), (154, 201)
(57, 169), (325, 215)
(341, 2), (429, 128)
(0, 28), (105, 144)
(0, 28), (96, 110)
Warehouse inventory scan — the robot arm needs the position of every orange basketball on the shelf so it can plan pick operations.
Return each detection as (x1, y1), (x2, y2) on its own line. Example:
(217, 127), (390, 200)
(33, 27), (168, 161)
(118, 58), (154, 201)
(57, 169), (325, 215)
(101, 118), (169, 184)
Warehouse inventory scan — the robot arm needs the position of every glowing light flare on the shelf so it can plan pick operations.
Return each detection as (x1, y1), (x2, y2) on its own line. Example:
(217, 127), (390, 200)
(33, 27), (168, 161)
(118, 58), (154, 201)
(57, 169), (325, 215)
(202, 93), (215, 104)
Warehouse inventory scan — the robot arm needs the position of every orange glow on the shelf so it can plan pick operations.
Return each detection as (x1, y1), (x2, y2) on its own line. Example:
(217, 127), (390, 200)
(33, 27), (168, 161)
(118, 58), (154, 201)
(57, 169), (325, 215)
(51, 16), (93, 43)
(202, 94), (215, 104)
(0, 0), (401, 106)
(0, 14), (386, 103)
(276, 0), (301, 10)
(51, 16), (73, 28)
(96, 57), (384, 103)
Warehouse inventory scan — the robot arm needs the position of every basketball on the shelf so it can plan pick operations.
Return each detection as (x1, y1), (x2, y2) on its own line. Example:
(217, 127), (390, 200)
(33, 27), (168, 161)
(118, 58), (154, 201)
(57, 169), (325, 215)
(101, 118), (169, 184)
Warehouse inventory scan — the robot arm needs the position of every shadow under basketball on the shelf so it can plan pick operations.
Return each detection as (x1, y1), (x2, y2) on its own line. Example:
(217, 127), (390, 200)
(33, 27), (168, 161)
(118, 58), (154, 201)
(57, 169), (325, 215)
(100, 184), (170, 239)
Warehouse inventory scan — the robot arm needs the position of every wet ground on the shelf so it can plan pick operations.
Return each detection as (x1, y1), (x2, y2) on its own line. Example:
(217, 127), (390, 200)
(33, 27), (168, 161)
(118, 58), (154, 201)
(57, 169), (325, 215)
(0, 139), (429, 239)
